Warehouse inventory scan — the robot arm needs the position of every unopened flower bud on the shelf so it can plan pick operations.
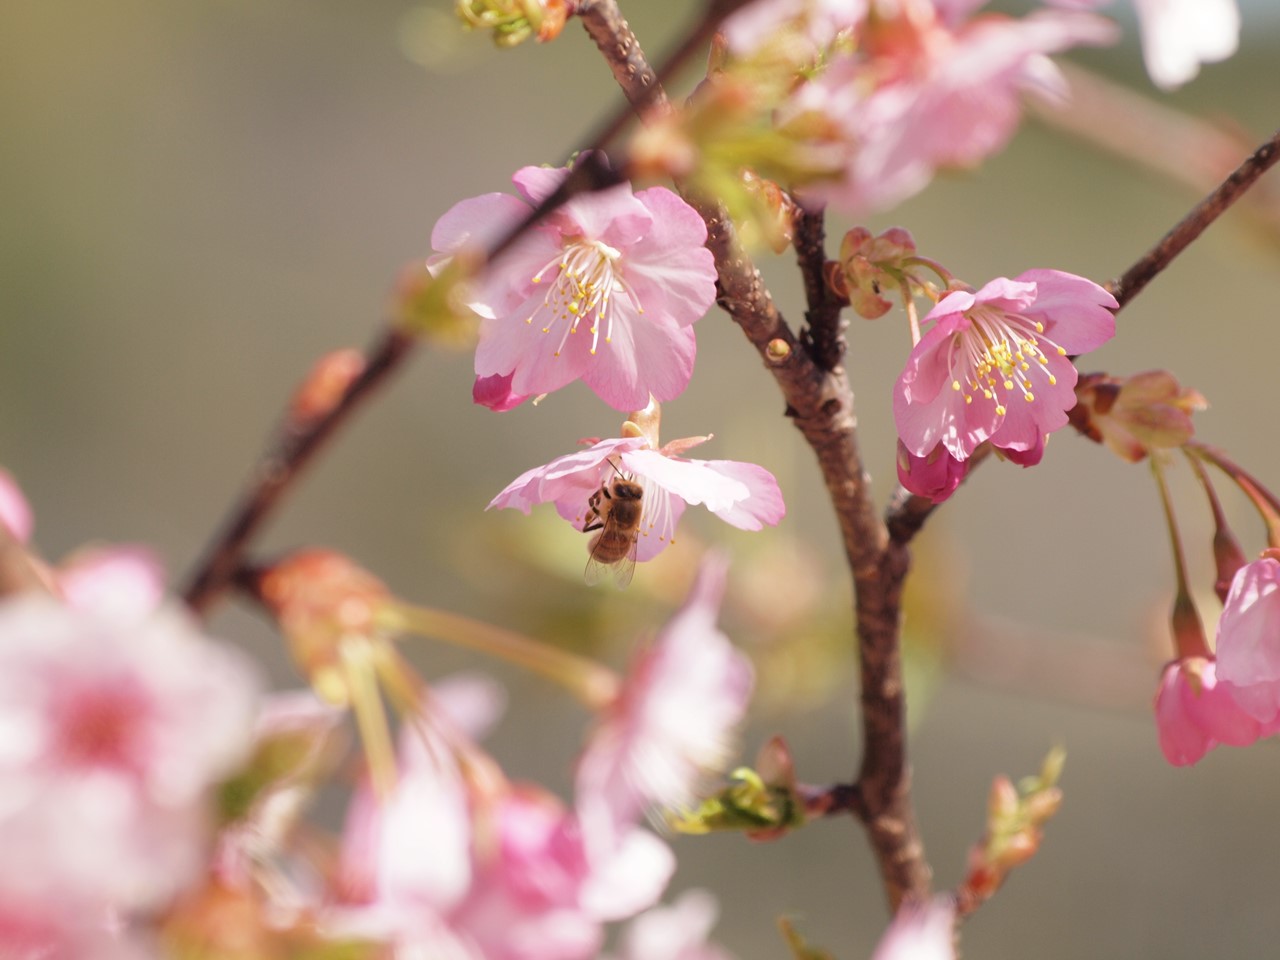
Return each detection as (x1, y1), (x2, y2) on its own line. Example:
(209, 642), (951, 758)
(831, 226), (920, 319)
(994, 831), (1040, 869)
(288, 349), (365, 425)
(1070, 370), (1206, 463)
(988, 775), (1019, 822)
(257, 550), (392, 704)
(456, 0), (567, 46)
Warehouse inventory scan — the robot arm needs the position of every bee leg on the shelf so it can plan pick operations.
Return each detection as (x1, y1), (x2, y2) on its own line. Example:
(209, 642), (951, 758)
(583, 519), (604, 533)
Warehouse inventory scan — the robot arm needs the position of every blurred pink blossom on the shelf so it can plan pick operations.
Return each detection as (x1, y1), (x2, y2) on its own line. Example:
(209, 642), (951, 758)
(57, 545), (166, 619)
(1213, 555), (1280, 726)
(1153, 655), (1276, 766)
(575, 556), (754, 852)
(795, 1), (1117, 214)
(489, 435), (784, 565)
(1049, 0), (1239, 89)
(0, 596), (259, 929)
(721, 0), (866, 55)
(870, 895), (956, 960)
(333, 702), (674, 960)
(430, 158), (717, 411)
(605, 889), (736, 960)
(894, 270), (1116, 464)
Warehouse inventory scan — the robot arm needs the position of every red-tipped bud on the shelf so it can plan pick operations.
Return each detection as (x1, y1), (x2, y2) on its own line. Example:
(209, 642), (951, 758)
(288, 348), (365, 425)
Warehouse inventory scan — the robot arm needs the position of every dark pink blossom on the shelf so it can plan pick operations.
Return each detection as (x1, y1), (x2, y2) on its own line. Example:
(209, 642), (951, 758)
(488, 435), (785, 564)
(894, 270), (1116, 464)
(896, 440), (969, 503)
(430, 159), (717, 411)
(1154, 656), (1276, 766)
(1213, 556), (1280, 725)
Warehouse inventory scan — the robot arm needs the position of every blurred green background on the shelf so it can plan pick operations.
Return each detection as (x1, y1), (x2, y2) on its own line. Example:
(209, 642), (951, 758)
(2, 0), (1280, 956)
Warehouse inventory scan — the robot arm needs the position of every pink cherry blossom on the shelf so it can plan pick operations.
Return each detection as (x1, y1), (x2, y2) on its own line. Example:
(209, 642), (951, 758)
(606, 889), (736, 960)
(488, 435), (785, 566)
(429, 158), (717, 411)
(1153, 656), (1276, 766)
(0, 596), (260, 916)
(793, 1), (1117, 214)
(894, 270), (1117, 463)
(575, 556), (754, 853)
(870, 895), (956, 960)
(1213, 556), (1280, 725)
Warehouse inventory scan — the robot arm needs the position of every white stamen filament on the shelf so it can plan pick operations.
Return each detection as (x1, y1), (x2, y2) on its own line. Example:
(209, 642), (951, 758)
(946, 306), (1065, 418)
(525, 238), (638, 358)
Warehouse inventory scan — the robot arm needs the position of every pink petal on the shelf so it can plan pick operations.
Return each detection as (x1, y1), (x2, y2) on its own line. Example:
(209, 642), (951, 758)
(897, 442), (968, 503)
(626, 188), (717, 327)
(474, 372), (530, 412)
(696, 461), (786, 531)
(580, 313), (696, 410)
(620, 450), (750, 515)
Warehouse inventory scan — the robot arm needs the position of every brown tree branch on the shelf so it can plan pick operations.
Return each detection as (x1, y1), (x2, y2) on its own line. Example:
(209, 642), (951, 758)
(794, 206), (848, 373)
(578, 0), (930, 908)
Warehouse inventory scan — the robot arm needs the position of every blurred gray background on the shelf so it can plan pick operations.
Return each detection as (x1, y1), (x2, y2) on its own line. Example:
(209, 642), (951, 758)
(3, 0), (1280, 956)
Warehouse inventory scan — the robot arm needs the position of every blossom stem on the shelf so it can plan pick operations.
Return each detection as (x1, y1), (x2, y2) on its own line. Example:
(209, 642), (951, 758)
(1150, 456), (1210, 660)
(901, 256), (954, 294)
(1187, 441), (1280, 548)
(1106, 124), (1280, 308)
(900, 280), (921, 346)
(380, 602), (620, 709)
(1183, 449), (1247, 601)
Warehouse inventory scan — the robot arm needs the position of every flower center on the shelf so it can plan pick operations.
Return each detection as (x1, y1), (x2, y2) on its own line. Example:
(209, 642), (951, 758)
(948, 306), (1067, 417)
(527, 238), (642, 357)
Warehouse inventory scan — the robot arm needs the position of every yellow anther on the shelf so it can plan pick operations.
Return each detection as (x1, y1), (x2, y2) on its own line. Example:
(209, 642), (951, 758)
(1025, 393), (1035, 402)
(995, 404), (1007, 416)
(1056, 346), (1067, 355)
(952, 380), (962, 391)
(1048, 374), (1057, 385)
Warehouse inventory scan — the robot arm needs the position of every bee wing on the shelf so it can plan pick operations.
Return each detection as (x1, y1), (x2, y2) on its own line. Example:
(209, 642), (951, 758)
(582, 521), (640, 590)
(610, 532), (639, 589)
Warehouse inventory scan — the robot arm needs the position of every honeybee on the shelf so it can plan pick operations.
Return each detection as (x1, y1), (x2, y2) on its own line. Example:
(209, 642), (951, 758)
(583, 471), (644, 588)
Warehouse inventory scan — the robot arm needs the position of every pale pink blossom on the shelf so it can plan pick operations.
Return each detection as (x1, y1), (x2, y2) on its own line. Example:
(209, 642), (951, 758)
(575, 556), (754, 852)
(795, 1), (1117, 214)
(57, 545), (165, 619)
(489, 435), (784, 565)
(0, 468), (33, 543)
(894, 270), (1116, 464)
(721, 0), (866, 55)
(1048, 0), (1239, 89)
(1213, 556), (1280, 725)
(332, 702), (674, 960)
(606, 889), (736, 960)
(0, 596), (259, 914)
(1153, 656), (1276, 766)
(870, 895), (956, 960)
(429, 158), (717, 412)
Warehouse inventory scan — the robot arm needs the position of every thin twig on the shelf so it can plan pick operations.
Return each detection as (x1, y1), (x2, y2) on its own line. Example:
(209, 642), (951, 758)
(1109, 127), (1280, 308)
(182, 329), (415, 614)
